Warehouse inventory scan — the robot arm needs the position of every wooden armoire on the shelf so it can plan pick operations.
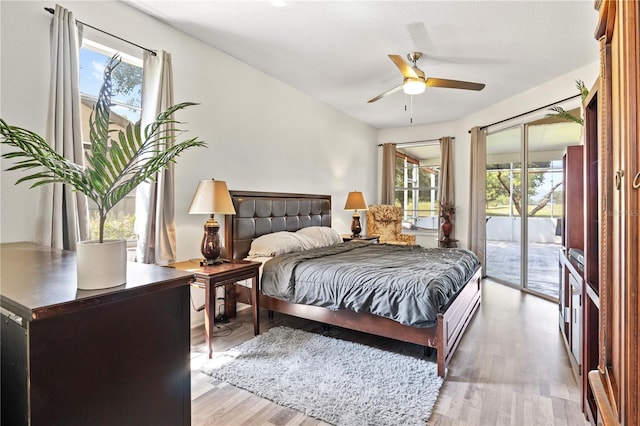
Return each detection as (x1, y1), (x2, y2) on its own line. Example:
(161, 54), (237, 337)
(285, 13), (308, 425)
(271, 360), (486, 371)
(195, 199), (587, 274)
(587, 1), (639, 425)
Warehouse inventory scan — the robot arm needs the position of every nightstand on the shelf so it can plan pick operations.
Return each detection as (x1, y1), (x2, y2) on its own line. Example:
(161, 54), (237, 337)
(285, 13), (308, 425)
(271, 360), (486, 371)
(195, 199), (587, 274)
(167, 259), (260, 358)
(342, 234), (380, 243)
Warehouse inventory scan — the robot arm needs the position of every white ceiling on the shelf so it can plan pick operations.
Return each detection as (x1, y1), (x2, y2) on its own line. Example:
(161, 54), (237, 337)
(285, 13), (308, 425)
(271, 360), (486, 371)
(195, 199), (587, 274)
(123, 0), (599, 129)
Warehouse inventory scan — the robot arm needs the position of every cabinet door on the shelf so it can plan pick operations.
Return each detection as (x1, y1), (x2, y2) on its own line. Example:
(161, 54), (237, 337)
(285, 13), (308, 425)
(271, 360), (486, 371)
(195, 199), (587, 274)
(569, 274), (581, 365)
(591, 1), (640, 424)
(29, 285), (190, 426)
(559, 261), (568, 334)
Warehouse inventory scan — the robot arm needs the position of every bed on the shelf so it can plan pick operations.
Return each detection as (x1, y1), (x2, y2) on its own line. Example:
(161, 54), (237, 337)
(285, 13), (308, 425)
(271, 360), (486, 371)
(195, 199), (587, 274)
(224, 190), (482, 377)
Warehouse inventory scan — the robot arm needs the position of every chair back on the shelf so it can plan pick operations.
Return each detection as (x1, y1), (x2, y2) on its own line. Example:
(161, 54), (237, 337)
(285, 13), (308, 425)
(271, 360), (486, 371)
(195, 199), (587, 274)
(366, 205), (403, 242)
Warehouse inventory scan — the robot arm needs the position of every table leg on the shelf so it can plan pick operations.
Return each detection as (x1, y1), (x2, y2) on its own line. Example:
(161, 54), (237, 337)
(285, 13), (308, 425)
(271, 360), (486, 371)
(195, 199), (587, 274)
(252, 275), (260, 335)
(204, 280), (214, 358)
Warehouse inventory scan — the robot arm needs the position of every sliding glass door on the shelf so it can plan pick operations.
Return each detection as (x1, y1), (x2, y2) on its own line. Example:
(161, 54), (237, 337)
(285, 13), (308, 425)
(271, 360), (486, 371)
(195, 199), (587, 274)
(485, 117), (582, 300)
(486, 126), (522, 286)
(525, 121), (568, 299)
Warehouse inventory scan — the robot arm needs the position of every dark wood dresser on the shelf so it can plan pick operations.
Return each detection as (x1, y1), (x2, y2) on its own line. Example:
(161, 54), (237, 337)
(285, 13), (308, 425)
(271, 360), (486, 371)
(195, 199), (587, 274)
(0, 243), (194, 426)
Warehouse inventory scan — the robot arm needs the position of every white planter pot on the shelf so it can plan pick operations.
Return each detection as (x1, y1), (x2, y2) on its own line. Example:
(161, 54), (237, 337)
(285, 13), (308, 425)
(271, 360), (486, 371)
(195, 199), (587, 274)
(77, 240), (127, 290)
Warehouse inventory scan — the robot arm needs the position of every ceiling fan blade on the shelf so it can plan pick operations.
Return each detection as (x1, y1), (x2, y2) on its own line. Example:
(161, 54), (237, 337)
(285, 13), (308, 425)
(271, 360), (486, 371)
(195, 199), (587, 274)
(388, 55), (419, 79)
(425, 77), (485, 91)
(367, 85), (402, 103)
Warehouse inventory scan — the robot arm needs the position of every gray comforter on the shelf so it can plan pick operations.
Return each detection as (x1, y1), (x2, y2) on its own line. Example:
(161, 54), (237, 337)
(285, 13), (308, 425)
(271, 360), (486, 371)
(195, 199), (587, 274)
(261, 241), (480, 327)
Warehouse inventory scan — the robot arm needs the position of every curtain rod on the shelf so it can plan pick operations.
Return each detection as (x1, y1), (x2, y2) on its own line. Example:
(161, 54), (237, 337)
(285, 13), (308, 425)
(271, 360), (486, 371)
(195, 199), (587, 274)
(44, 7), (156, 56)
(470, 94), (581, 133)
(377, 137), (454, 147)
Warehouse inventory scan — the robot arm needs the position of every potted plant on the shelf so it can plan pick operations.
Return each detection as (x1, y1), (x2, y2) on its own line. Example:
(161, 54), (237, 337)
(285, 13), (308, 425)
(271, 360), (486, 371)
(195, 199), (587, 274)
(439, 201), (456, 241)
(1, 54), (205, 290)
(547, 79), (589, 125)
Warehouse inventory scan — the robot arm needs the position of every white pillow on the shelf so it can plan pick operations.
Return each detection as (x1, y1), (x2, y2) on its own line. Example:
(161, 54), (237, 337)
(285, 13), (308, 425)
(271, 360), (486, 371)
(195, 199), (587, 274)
(248, 231), (317, 257)
(296, 226), (342, 247)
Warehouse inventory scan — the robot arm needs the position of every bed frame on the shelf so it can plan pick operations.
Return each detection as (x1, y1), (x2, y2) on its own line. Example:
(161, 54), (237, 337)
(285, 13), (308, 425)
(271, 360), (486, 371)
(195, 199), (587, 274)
(224, 190), (482, 377)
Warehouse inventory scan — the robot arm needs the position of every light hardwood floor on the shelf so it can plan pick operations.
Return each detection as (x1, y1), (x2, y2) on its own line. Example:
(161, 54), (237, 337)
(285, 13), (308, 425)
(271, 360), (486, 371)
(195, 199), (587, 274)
(190, 279), (588, 425)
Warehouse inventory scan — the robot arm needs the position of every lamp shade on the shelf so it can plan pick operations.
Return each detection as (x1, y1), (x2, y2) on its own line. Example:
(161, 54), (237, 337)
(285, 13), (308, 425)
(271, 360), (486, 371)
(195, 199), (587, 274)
(344, 191), (368, 211)
(188, 179), (236, 215)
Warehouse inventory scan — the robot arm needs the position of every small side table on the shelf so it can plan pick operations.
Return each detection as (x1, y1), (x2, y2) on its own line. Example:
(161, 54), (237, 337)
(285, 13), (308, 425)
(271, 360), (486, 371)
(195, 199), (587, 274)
(167, 259), (261, 358)
(438, 238), (458, 248)
(342, 234), (380, 243)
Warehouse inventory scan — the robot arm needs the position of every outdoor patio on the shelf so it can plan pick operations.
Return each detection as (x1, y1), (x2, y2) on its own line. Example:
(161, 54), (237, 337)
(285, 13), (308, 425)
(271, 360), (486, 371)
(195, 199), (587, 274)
(486, 240), (561, 299)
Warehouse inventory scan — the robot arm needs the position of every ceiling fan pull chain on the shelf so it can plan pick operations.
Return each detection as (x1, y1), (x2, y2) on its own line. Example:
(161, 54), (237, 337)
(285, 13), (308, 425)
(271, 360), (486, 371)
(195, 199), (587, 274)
(410, 95), (414, 124)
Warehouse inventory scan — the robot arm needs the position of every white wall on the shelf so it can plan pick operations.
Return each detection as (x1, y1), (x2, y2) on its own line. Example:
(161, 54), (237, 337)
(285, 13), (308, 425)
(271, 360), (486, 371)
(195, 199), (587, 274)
(0, 1), (377, 327)
(0, 1), (378, 252)
(378, 61), (599, 249)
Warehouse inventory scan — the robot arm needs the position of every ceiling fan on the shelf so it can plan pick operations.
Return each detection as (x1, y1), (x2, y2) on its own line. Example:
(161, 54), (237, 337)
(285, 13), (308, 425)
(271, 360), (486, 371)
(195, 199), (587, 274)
(367, 52), (485, 103)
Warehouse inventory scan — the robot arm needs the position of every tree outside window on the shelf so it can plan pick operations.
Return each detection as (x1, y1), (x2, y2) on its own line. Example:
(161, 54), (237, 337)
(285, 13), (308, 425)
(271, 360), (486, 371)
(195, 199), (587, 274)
(486, 161), (563, 218)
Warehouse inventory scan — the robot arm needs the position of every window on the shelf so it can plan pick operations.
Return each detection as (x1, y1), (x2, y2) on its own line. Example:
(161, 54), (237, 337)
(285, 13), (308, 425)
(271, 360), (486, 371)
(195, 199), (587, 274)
(394, 145), (440, 230)
(79, 39), (143, 243)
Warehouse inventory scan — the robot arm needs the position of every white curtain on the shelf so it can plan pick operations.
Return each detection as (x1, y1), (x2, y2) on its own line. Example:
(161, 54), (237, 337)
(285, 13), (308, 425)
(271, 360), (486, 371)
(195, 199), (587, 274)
(438, 136), (454, 240)
(135, 50), (177, 265)
(381, 143), (396, 204)
(468, 127), (487, 276)
(37, 5), (89, 250)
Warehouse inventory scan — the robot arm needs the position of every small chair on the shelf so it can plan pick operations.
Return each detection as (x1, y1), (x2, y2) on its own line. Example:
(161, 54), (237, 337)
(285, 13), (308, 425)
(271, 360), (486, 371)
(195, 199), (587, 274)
(366, 205), (416, 245)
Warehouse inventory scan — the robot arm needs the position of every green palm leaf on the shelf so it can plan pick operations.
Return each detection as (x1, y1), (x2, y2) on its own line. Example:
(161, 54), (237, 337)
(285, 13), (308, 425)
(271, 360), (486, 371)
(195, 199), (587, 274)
(546, 79), (588, 126)
(1, 53), (206, 243)
(547, 106), (584, 125)
(576, 79), (589, 102)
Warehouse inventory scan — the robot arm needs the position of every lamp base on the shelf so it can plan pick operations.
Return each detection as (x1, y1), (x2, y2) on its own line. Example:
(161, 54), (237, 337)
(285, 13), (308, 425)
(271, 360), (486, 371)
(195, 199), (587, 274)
(351, 211), (362, 238)
(201, 216), (225, 266)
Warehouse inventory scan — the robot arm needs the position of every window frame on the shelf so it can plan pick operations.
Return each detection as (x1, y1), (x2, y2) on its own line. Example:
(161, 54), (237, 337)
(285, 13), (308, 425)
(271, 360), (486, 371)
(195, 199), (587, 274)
(79, 38), (143, 246)
(394, 149), (440, 230)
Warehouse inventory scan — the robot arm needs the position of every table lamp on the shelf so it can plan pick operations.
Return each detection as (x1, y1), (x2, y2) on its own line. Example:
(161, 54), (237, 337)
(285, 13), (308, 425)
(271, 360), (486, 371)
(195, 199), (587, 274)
(344, 191), (368, 238)
(188, 179), (236, 265)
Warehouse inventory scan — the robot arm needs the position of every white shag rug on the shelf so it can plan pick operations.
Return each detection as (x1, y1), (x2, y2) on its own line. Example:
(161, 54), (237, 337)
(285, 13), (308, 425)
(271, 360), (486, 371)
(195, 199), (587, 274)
(201, 326), (443, 426)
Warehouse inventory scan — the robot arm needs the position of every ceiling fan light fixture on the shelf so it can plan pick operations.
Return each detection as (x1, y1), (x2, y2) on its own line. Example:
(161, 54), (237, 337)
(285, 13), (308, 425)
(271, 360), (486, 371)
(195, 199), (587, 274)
(403, 78), (425, 95)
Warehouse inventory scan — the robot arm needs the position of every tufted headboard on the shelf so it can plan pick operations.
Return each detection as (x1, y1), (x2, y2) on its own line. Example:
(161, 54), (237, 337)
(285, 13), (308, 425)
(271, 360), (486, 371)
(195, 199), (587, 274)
(224, 191), (332, 260)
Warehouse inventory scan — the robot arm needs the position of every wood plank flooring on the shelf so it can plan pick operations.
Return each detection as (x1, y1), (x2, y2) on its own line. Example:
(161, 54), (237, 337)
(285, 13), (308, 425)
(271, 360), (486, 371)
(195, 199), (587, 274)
(190, 279), (588, 425)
